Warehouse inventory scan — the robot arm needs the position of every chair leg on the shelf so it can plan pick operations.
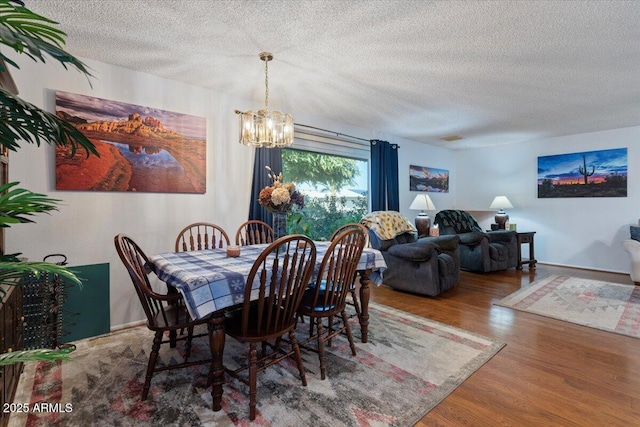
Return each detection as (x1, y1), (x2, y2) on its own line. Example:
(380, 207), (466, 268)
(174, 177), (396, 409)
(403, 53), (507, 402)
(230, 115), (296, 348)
(185, 325), (194, 360)
(248, 342), (258, 421)
(328, 316), (333, 347)
(351, 288), (361, 318)
(308, 316), (316, 338)
(143, 331), (162, 400)
(316, 319), (327, 380)
(341, 309), (357, 356)
(289, 329), (307, 386)
(169, 329), (177, 348)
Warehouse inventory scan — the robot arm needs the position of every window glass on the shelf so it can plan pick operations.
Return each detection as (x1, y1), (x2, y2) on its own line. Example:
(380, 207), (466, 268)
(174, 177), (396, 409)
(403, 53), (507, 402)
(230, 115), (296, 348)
(282, 147), (369, 240)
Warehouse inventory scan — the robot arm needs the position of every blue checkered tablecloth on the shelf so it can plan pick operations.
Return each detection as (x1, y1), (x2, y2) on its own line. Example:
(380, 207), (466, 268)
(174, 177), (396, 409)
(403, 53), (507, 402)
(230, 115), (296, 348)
(149, 242), (386, 320)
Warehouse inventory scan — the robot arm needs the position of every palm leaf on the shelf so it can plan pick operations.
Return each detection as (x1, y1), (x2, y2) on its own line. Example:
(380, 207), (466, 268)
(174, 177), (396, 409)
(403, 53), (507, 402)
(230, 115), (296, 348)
(0, 345), (76, 366)
(0, 88), (99, 155)
(0, 261), (82, 287)
(0, 1), (92, 80)
(0, 1), (96, 369)
(0, 182), (60, 225)
(0, 1), (97, 155)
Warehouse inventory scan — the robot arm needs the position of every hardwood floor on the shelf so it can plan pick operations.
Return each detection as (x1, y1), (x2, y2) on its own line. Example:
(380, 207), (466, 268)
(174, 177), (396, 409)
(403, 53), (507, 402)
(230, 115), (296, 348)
(368, 264), (640, 426)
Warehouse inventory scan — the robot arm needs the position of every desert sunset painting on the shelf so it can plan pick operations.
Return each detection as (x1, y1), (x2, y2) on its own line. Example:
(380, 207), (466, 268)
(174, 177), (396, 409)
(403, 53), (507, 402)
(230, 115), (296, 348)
(537, 148), (627, 198)
(55, 91), (206, 193)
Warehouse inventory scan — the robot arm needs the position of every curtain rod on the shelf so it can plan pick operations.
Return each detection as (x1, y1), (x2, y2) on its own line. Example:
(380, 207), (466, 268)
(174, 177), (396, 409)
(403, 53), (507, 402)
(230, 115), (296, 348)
(294, 123), (370, 143)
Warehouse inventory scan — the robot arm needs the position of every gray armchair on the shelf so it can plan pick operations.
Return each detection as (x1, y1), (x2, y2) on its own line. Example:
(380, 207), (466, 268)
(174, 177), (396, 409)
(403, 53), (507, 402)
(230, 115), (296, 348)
(434, 209), (517, 272)
(361, 211), (460, 296)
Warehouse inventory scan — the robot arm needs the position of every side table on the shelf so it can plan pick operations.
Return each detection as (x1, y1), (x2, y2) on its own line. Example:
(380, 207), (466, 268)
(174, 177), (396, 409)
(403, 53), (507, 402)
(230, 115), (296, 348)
(516, 231), (537, 270)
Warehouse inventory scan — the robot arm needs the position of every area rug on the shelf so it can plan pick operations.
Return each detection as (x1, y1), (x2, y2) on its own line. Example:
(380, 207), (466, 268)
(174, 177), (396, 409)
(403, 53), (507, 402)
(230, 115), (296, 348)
(9, 303), (504, 427)
(496, 275), (640, 338)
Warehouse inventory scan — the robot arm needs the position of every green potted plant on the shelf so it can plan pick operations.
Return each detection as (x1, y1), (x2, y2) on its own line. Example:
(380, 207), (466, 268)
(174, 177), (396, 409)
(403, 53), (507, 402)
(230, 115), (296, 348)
(0, 0), (98, 364)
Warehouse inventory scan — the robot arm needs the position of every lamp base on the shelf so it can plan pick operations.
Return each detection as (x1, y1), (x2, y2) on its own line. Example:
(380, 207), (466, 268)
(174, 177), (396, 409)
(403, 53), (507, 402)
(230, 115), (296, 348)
(495, 212), (509, 230)
(415, 214), (431, 237)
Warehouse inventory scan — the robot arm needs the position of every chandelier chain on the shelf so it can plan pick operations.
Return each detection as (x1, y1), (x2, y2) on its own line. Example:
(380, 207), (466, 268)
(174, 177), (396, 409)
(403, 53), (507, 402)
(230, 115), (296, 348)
(264, 59), (269, 110)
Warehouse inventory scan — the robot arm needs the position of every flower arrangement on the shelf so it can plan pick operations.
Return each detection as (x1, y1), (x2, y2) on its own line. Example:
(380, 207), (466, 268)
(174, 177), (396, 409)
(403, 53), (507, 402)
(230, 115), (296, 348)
(258, 166), (305, 213)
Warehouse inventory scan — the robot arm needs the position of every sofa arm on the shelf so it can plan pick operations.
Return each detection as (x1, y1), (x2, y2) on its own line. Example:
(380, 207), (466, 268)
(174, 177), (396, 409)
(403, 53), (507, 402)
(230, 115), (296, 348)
(487, 230), (516, 243)
(418, 234), (460, 251)
(387, 240), (438, 262)
(458, 231), (486, 246)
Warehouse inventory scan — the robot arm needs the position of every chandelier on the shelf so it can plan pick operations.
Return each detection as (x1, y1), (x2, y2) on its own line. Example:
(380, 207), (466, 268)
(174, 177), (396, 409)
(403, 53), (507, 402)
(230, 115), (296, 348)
(238, 52), (294, 148)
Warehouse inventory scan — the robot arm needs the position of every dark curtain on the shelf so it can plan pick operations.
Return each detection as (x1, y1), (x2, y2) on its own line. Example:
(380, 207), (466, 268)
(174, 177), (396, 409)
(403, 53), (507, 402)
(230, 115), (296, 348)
(248, 147), (283, 223)
(370, 139), (399, 212)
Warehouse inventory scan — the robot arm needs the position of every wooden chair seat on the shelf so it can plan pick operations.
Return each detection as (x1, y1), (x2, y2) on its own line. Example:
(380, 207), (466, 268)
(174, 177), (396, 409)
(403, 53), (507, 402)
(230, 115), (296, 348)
(225, 306), (294, 341)
(148, 303), (191, 329)
(300, 282), (337, 312)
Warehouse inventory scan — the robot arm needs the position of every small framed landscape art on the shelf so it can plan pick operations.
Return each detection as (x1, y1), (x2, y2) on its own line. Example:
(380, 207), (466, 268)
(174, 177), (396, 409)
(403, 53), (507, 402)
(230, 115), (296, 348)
(54, 91), (207, 193)
(537, 148), (627, 198)
(409, 165), (449, 193)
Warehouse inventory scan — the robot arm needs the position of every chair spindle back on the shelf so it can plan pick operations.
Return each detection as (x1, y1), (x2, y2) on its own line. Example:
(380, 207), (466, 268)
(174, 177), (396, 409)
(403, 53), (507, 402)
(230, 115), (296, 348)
(175, 222), (230, 252)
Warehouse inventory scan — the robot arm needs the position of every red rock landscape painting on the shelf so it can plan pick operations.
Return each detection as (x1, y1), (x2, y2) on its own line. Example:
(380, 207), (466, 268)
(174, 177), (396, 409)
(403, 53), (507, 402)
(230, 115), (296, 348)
(55, 91), (206, 193)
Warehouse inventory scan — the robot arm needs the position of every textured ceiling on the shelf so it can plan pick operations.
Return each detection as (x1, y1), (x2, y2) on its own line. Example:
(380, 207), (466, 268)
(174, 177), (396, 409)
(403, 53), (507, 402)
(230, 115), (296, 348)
(27, 0), (640, 150)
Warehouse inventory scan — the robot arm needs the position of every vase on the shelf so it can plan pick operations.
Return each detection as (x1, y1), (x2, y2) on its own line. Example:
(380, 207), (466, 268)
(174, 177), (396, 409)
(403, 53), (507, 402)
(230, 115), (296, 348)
(272, 211), (288, 240)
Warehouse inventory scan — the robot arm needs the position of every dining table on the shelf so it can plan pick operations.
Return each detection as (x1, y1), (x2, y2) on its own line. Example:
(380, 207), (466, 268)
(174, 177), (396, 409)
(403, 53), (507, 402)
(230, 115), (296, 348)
(149, 240), (386, 412)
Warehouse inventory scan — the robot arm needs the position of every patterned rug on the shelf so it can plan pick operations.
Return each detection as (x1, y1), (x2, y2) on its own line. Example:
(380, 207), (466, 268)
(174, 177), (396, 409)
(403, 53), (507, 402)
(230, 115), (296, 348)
(9, 303), (504, 427)
(496, 275), (640, 338)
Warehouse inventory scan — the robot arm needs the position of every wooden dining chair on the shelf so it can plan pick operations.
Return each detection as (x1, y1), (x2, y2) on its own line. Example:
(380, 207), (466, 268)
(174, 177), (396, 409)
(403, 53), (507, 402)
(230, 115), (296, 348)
(329, 222), (369, 317)
(330, 222), (370, 248)
(235, 220), (275, 246)
(297, 228), (366, 380)
(114, 233), (212, 401)
(175, 222), (230, 252)
(223, 235), (316, 421)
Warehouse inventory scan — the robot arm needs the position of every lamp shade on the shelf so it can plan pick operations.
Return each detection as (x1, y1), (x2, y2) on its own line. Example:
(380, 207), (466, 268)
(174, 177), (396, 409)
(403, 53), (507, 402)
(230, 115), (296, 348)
(489, 196), (513, 210)
(409, 194), (436, 211)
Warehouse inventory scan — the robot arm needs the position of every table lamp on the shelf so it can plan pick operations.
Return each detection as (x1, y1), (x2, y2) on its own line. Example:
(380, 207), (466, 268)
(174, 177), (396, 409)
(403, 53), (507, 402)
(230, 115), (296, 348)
(409, 194), (436, 236)
(489, 196), (513, 229)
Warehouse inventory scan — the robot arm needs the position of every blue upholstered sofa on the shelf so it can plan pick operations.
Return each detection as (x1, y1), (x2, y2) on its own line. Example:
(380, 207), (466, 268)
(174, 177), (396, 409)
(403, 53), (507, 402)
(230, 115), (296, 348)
(434, 209), (517, 273)
(361, 211), (460, 297)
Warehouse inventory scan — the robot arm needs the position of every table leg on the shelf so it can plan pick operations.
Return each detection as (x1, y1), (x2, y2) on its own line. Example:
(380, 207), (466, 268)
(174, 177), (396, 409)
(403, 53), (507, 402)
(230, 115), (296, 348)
(516, 236), (524, 270)
(358, 269), (372, 343)
(529, 240), (537, 268)
(208, 313), (225, 411)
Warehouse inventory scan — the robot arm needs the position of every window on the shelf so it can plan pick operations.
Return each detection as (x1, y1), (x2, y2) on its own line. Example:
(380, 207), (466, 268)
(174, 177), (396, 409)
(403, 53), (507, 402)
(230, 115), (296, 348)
(282, 131), (369, 240)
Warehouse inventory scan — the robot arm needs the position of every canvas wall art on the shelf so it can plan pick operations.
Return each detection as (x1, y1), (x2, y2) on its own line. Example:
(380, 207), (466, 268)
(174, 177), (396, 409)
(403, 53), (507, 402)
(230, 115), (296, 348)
(409, 165), (449, 193)
(537, 148), (627, 198)
(55, 91), (207, 193)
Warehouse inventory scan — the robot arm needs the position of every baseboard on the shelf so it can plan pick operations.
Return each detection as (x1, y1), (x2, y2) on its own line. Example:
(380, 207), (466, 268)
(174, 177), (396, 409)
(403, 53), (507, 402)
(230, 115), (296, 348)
(110, 319), (146, 332)
(536, 261), (628, 276)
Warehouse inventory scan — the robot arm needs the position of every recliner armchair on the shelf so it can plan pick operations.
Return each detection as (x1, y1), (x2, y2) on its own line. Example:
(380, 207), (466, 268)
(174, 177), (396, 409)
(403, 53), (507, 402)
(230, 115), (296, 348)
(361, 211), (460, 296)
(434, 209), (517, 273)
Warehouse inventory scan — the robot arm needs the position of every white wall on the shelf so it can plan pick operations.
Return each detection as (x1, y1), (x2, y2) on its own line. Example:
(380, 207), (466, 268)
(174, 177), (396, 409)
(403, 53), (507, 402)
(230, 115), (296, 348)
(6, 56), (453, 329)
(456, 126), (640, 273)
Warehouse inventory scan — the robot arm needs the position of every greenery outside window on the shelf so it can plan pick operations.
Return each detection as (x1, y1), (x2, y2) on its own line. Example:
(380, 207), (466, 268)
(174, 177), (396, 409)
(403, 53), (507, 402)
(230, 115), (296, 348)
(282, 133), (369, 240)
